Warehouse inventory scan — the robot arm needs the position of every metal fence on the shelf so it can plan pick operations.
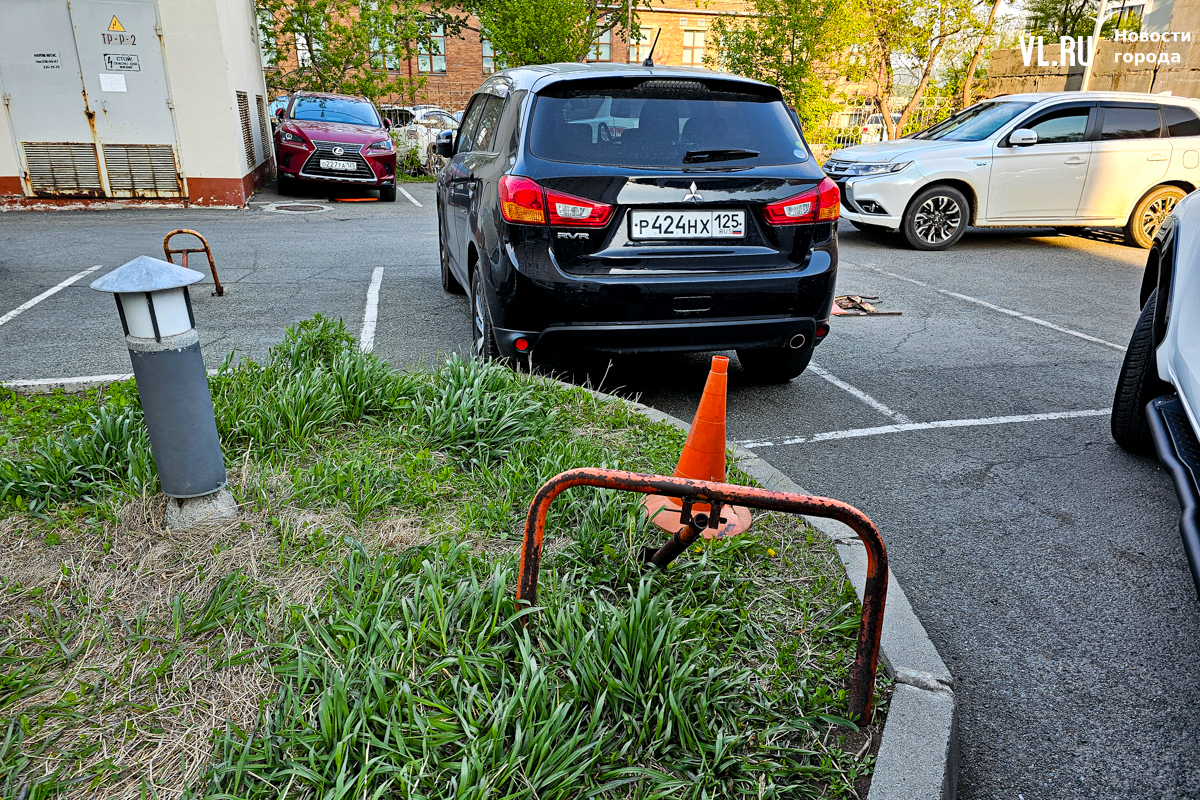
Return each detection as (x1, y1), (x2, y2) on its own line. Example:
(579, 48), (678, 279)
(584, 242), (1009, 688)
(807, 97), (955, 155)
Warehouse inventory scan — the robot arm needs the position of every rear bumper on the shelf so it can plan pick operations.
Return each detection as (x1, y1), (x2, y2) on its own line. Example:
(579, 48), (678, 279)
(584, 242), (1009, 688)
(1148, 393), (1200, 596)
(495, 316), (823, 359)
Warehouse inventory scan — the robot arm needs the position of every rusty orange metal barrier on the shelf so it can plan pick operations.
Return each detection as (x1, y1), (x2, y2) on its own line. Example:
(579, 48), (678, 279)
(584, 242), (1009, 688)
(164, 229), (223, 296)
(516, 467), (888, 723)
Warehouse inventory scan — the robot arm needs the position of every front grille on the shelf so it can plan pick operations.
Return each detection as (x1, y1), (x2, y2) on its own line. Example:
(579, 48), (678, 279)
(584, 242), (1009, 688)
(823, 159), (850, 177)
(104, 144), (181, 197)
(300, 140), (374, 181)
(22, 142), (103, 196)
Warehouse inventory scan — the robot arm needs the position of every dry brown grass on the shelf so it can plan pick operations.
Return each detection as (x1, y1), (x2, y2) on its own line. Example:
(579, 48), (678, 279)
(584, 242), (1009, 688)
(0, 469), (432, 800)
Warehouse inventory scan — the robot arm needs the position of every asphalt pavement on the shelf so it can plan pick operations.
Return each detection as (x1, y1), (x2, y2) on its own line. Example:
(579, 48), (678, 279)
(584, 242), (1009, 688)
(1, 185), (1197, 797)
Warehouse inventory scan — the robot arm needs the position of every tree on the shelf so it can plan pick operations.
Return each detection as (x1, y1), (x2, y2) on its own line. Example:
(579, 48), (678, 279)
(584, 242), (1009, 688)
(861, 0), (978, 139)
(707, 0), (868, 134)
(466, 0), (648, 68)
(1022, 0), (1141, 40)
(257, 0), (464, 103)
(960, 0), (1003, 108)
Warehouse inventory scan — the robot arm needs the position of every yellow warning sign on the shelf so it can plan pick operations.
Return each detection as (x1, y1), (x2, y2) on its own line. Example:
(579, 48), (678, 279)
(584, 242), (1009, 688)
(107, 16), (125, 32)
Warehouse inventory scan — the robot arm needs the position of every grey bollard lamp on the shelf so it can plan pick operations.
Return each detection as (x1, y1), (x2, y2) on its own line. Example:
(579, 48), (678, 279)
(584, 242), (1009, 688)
(90, 256), (236, 528)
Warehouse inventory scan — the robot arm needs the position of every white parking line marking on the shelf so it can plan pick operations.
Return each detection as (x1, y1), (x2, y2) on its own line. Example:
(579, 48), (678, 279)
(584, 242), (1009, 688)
(359, 267), (384, 352)
(809, 363), (912, 423)
(399, 187), (422, 207)
(0, 264), (104, 328)
(3, 369), (219, 393)
(854, 264), (1127, 352)
(739, 408), (1111, 449)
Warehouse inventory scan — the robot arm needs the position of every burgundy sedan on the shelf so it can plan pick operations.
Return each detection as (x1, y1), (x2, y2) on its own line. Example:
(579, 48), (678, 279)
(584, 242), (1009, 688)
(274, 92), (398, 201)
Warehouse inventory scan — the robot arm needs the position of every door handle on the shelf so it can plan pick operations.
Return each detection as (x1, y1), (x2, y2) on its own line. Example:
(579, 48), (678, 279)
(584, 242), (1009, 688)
(1064, 156), (1086, 165)
(1147, 154), (1169, 162)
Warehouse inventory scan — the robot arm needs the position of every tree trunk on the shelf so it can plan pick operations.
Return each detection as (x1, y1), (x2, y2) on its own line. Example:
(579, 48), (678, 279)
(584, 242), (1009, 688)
(962, 0), (1002, 108)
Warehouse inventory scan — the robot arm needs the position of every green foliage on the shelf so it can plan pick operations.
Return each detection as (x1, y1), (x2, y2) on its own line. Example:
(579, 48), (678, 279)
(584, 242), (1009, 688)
(709, 0), (868, 133)
(257, 0), (464, 102)
(195, 540), (869, 798)
(1022, 0), (1139, 39)
(467, 0), (646, 68)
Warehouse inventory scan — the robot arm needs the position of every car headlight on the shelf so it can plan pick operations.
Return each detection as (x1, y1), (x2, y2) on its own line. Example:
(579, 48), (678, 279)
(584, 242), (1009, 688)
(281, 131), (305, 144)
(368, 139), (395, 152)
(844, 161), (911, 176)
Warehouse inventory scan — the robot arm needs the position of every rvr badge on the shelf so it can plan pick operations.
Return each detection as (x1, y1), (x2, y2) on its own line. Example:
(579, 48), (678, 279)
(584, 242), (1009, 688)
(557, 231), (589, 239)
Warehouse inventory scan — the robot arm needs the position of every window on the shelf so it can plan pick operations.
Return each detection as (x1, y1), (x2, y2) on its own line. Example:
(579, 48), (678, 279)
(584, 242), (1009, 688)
(370, 37), (402, 70)
(911, 100), (1035, 141)
(530, 81), (806, 168)
(1163, 104), (1200, 138)
(257, 10), (277, 68)
(682, 30), (706, 66)
(482, 37), (496, 74)
(628, 26), (654, 63)
(589, 26), (611, 62)
(473, 96), (505, 152)
(1101, 106), (1162, 140)
(1023, 105), (1090, 144)
(290, 96), (380, 127)
(456, 94), (487, 153)
(295, 32), (313, 67)
(419, 23), (446, 73)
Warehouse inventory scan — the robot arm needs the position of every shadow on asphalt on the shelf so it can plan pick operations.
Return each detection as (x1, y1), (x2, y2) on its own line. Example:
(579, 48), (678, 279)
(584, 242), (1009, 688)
(844, 222), (1135, 250)
(534, 349), (766, 401)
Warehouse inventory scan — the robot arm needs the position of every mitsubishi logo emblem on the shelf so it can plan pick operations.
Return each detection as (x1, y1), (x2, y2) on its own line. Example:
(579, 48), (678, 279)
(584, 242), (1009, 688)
(683, 182), (702, 203)
(332, 146), (345, 156)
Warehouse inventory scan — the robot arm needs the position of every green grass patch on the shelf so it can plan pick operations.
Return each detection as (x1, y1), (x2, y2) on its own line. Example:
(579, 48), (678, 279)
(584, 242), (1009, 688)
(1, 316), (887, 799)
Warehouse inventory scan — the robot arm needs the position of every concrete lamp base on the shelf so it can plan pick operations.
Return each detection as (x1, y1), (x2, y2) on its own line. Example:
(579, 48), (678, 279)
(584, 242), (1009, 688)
(164, 487), (238, 530)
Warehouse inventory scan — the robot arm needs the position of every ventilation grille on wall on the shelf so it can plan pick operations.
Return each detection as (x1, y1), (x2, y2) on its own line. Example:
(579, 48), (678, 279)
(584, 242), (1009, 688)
(22, 142), (103, 196)
(256, 94), (272, 163)
(103, 144), (181, 197)
(237, 91), (255, 169)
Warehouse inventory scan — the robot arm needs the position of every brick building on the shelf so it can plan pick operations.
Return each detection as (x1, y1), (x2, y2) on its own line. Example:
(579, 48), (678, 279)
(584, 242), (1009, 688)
(360, 1), (755, 112)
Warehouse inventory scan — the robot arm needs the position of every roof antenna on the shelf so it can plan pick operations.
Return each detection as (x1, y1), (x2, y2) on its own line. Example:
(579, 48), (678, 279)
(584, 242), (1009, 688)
(641, 27), (662, 67)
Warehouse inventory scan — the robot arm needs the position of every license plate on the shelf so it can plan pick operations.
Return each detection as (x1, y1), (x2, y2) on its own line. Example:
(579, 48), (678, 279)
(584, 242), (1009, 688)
(629, 210), (744, 239)
(320, 159), (358, 171)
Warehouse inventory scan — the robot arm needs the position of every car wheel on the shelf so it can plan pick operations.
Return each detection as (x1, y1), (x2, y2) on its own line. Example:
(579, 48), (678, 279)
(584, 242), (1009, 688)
(737, 342), (816, 384)
(470, 268), (503, 362)
(902, 185), (969, 250)
(379, 183), (397, 202)
(1125, 185), (1185, 249)
(1111, 288), (1171, 455)
(425, 145), (446, 177)
(850, 220), (889, 234)
(440, 218), (464, 294)
(598, 122), (611, 143)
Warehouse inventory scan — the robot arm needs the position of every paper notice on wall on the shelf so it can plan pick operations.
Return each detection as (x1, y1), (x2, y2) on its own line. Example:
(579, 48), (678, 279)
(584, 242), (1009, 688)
(99, 73), (126, 92)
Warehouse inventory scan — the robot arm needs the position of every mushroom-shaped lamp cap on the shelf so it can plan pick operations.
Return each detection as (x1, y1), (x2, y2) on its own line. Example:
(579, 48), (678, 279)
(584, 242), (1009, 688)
(90, 256), (205, 294)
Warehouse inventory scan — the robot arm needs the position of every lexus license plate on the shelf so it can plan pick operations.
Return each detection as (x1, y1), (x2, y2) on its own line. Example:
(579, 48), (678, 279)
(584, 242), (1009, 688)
(629, 210), (744, 239)
(320, 159), (358, 171)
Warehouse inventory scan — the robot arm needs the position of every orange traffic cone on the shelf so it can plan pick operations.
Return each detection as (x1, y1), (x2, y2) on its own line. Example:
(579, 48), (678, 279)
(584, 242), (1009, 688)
(644, 355), (752, 540)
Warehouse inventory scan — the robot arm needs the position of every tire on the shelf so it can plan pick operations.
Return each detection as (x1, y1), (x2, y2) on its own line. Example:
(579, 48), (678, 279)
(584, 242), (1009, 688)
(425, 145), (446, 177)
(902, 185), (969, 251)
(737, 343), (816, 384)
(850, 220), (889, 234)
(1124, 185), (1186, 249)
(598, 122), (611, 143)
(439, 217), (464, 294)
(379, 183), (397, 202)
(1111, 289), (1171, 455)
(470, 267), (503, 362)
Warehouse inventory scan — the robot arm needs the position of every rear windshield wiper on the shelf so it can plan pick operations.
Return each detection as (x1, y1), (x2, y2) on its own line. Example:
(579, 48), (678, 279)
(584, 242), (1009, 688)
(682, 148), (760, 164)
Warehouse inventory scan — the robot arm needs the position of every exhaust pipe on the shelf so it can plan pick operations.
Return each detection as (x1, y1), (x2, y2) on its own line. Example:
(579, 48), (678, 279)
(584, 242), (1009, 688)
(788, 332), (807, 350)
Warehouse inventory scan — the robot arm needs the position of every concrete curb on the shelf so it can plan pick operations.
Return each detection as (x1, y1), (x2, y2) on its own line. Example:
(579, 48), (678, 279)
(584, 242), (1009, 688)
(607, 393), (959, 800)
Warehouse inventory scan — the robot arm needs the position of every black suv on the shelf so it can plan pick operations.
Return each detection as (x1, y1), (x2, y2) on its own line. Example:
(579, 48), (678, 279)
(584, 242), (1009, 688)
(435, 63), (838, 382)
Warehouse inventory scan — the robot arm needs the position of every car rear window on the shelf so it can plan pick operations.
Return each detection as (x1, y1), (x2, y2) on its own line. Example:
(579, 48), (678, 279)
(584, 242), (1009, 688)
(291, 97), (380, 127)
(1163, 104), (1200, 137)
(529, 78), (808, 168)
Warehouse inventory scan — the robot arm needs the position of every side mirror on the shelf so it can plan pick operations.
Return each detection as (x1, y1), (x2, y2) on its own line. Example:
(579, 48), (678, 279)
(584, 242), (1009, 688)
(436, 129), (455, 157)
(383, 118), (392, 130)
(275, 108), (285, 119)
(1009, 128), (1038, 146)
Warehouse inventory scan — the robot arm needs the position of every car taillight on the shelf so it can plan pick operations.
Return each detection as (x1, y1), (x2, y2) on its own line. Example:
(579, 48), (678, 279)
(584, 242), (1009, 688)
(762, 177), (840, 225)
(499, 175), (545, 224)
(546, 188), (614, 227)
(499, 176), (614, 227)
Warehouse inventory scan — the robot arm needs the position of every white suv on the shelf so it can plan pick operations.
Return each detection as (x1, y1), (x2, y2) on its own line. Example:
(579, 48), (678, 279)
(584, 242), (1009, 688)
(825, 92), (1200, 250)
(1111, 191), (1200, 592)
